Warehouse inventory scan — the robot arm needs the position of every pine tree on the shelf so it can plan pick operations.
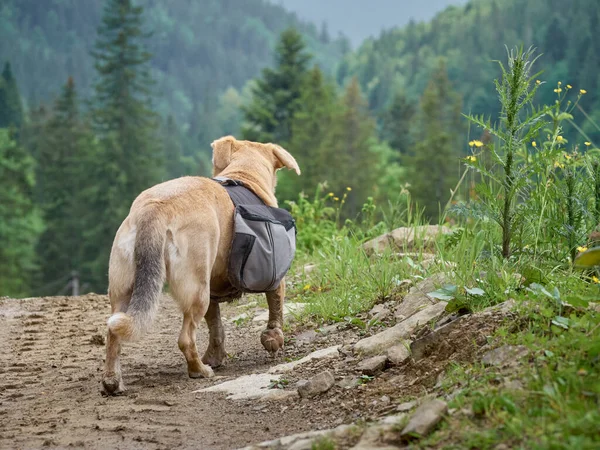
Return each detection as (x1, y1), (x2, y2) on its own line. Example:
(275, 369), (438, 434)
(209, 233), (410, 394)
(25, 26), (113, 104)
(36, 77), (95, 291)
(88, 0), (163, 290)
(381, 91), (416, 158)
(406, 60), (463, 222)
(324, 78), (381, 216)
(0, 128), (43, 296)
(279, 66), (337, 201)
(0, 61), (24, 130)
(242, 28), (312, 144)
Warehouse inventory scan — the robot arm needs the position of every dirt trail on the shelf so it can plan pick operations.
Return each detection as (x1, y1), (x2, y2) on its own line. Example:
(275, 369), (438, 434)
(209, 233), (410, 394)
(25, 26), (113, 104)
(1, 290), (506, 449)
(0, 294), (344, 450)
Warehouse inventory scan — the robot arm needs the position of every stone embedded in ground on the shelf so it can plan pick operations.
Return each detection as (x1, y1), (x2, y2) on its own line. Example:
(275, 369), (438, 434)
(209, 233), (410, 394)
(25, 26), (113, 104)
(236, 300), (257, 309)
(318, 323), (339, 335)
(253, 302), (306, 323)
(297, 370), (335, 398)
(238, 424), (355, 450)
(194, 373), (293, 401)
(481, 345), (529, 367)
(396, 400), (418, 412)
(361, 225), (452, 255)
(378, 413), (407, 425)
(357, 355), (388, 376)
(268, 345), (340, 374)
(302, 263), (317, 275)
(350, 422), (402, 450)
(369, 303), (391, 321)
(394, 273), (447, 320)
(353, 302), (447, 356)
(337, 375), (360, 389)
(401, 399), (448, 439)
(386, 342), (411, 365)
(294, 329), (318, 344)
(410, 316), (466, 361)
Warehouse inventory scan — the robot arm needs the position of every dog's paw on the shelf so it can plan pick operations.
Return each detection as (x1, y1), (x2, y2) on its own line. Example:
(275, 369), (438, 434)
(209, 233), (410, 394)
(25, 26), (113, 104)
(202, 348), (226, 368)
(102, 374), (125, 396)
(189, 364), (214, 379)
(261, 328), (284, 354)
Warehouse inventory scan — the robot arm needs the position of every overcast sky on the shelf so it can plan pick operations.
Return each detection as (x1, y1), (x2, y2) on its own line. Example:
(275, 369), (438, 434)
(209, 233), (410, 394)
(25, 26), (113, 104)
(271, 0), (467, 47)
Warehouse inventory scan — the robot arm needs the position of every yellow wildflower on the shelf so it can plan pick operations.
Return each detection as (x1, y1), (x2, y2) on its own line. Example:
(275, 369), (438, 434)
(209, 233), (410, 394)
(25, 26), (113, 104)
(333, 197), (339, 201)
(466, 155), (477, 162)
(468, 140), (475, 147)
(346, 187), (352, 191)
(585, 142), (592, 146)
(593, 276), (600, 284)
(328, 192), (334, 197)
(470, 140), (484, 148)
(536, 80), (541, 85)
(303, 284), (311, 291)
(577, 246), (588, 253)
(564, 152), (571, 160)
(558, 81), (562, 86)
(554, 88), (562, 94)
(567, 84), (572, 89)
(580, 89), (587, 95)
(556, 135), (565, 144)
(554, 161), (564, 169)
(532, 141), (537, 147)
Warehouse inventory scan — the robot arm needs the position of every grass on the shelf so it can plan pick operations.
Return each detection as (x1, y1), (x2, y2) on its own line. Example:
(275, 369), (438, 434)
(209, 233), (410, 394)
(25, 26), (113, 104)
(279, 46), (600, 448)
(419, 278), (600, 450)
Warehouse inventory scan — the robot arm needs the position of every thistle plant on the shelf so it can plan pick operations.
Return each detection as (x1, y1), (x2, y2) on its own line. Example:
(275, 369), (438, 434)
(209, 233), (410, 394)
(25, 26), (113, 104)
(463, 46), (547, 258)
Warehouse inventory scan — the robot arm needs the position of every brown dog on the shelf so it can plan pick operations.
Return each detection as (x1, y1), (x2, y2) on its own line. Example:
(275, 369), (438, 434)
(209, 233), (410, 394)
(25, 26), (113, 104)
(101, 136), (300, 395)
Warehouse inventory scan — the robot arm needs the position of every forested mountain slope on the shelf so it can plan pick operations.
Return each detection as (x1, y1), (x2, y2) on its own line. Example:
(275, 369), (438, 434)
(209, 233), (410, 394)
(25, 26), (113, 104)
(340, 0), (600, 141)
(0, 0), (348, 123)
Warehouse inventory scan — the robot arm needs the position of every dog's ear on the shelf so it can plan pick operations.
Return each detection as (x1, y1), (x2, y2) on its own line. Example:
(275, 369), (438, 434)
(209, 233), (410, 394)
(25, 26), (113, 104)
(211, 136), (236, 175)
(272, 145), (301, 175)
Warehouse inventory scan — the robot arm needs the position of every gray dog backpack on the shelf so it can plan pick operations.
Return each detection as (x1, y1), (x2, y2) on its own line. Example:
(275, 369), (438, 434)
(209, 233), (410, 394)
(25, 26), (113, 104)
(213, 177), (297, 293)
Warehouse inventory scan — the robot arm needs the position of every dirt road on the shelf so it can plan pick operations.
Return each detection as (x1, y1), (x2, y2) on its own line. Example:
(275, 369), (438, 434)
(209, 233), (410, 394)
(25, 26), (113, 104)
(0, 294), (347, 450)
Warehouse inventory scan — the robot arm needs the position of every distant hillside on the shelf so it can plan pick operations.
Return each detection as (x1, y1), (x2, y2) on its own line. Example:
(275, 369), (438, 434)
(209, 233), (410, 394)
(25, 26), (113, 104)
(271, 0), (466, 47)
(0, 0), (349, 125)
(340, 0), (600, 142)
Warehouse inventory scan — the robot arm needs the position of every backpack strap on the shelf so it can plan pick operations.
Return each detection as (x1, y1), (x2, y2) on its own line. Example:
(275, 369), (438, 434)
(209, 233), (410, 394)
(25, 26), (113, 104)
(212, 177), (265, 207)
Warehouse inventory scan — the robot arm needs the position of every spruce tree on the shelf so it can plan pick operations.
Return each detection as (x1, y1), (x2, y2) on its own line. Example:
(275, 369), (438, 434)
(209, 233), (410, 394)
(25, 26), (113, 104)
(324, 78), (380, 216)
(36, 77), (95, 291)
(242, 28), (311, 144)
(381, 91), (416, 158)
(280, 66), (337, 200)
(0, 62), (24, 130)
(0, 128), (42, 296)
(406, 60), (463, 222)
(88, 0), (163, 290)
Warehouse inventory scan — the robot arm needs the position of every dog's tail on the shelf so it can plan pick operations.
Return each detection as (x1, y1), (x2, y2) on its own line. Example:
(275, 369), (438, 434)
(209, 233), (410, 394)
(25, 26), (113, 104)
(108, 210), (166, 341)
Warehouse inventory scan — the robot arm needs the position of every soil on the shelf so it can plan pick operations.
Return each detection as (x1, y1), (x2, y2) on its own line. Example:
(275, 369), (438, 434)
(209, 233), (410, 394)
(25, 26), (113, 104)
(0, 293), (509, 450)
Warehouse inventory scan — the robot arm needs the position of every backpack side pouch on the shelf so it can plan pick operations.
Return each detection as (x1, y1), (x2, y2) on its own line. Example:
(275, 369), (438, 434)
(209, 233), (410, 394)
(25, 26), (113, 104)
(227, 204), (296, 293)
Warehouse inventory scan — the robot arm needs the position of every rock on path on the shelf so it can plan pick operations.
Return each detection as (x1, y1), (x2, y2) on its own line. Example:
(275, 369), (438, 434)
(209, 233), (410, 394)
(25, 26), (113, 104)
(353, 302), (447, 355)
(268, 345), (340, 374)
(194, 373), (296, 401)
(401, 399), (448, 439)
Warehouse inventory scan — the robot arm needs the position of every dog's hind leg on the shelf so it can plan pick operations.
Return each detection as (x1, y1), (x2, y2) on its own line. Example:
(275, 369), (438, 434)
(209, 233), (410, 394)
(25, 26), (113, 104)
(261, 281), (285, 355)
(102, 288), (132, 395)
(176, 283), (214, 379)
(201, 301), (226, 368)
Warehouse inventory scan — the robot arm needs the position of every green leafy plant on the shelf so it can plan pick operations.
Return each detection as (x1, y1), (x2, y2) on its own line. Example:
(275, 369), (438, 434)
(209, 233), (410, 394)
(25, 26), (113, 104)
(464, 46), (547, 259)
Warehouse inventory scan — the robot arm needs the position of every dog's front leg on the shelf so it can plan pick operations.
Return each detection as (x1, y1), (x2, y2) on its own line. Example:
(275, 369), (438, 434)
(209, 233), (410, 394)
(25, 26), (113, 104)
(261, 280), (285, 354)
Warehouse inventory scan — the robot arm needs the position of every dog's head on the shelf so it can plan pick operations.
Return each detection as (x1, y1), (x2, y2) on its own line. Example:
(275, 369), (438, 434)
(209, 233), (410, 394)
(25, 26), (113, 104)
(211, 136), (300, 193)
